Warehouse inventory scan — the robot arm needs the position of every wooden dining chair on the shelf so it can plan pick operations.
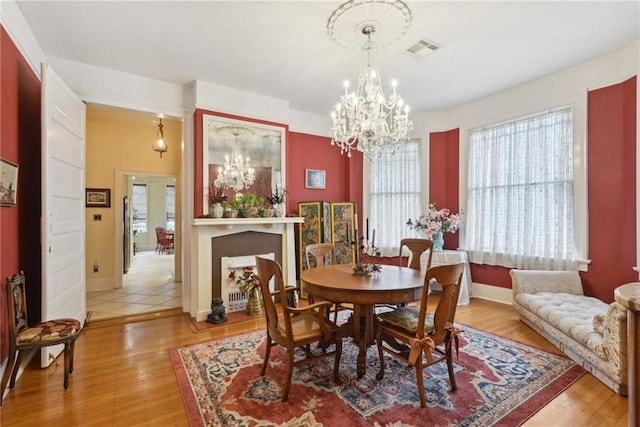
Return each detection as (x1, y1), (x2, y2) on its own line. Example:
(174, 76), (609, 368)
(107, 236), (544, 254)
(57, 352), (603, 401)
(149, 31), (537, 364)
(375, 263), (464, 408)
(399, 238), (433, 271)
(0, 272), (82, 402)
(255, 256), (342, 402)
(305, 243), (336, 269)
(304, 243), (350, 321)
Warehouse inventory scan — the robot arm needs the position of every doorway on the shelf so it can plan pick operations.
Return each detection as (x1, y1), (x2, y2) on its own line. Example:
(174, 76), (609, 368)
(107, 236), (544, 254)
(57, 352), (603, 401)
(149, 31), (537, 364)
(86, 174), (181, 321)
(84, 104), (183, 322)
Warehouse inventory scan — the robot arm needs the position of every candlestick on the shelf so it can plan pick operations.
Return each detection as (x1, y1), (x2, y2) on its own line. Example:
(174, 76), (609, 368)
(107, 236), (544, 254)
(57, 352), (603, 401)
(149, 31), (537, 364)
(354, 215), (358, 237)
(372, 229), (376, 248)
(366, 218), (369, 241)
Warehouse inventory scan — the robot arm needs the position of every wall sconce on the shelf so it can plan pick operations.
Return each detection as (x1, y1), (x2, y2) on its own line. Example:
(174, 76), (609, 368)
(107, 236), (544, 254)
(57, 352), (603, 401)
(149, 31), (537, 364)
(152, 118), (168, 158)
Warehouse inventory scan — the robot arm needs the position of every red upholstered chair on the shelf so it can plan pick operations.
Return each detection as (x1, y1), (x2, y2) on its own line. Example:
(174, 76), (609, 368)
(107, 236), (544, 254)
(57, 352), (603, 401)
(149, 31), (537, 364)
(155, 227), (174, 254)
(0, 272), (82, 402)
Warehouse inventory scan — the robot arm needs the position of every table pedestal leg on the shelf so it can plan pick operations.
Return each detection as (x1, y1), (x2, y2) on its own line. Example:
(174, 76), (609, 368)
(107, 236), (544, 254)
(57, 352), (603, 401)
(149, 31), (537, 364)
(353, 304), (375, 378)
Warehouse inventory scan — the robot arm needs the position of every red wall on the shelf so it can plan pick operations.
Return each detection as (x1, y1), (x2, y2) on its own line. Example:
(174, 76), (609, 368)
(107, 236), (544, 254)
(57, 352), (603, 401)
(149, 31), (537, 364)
(430, 129), (460, 250)
(583, 77), (637, 301)
(0, 26), (42, 364)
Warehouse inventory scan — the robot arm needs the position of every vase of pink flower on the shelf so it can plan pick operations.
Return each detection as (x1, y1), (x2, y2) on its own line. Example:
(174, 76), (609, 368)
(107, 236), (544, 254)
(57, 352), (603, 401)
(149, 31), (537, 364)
(406, 202), (461, 251)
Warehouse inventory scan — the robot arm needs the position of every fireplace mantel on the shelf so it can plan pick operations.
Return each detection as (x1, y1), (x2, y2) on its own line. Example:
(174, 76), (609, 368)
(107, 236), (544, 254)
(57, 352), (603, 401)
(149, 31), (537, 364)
(193, 217), (304, 228)
(191, 216), (304, 321)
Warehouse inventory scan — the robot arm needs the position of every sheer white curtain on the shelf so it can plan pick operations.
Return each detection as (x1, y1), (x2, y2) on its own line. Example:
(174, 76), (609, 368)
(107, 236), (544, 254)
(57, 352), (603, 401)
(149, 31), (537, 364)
(464, 107), (577, 270)
(369, 140), (421, 256)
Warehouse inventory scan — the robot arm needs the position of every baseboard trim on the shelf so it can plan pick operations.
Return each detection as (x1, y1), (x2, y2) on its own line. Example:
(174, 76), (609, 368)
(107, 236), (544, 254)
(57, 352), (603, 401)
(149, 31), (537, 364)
(87, 277), (116, 292)
(471, 282), (513, 305)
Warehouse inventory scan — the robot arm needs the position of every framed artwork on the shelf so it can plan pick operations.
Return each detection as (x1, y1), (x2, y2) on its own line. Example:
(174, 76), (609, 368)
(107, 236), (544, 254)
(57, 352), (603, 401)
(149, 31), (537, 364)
(86, 188), (111, 208)
(305, 169), (326, 189)
(330, 202), (356, 265)
(0, 158), (18, 206)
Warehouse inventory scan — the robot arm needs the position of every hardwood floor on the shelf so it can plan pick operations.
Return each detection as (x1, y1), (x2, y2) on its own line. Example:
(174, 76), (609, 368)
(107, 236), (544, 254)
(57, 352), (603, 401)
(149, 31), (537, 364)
(1, 298), (628, 426)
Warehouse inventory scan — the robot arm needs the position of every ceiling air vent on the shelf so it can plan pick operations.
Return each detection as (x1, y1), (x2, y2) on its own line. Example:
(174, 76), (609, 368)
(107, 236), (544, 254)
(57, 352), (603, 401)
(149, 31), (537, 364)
(405, 38), (442, 58)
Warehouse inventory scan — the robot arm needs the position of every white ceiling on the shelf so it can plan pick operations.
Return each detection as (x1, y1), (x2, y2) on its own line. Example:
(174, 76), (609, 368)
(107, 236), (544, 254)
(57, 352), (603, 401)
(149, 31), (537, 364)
(15, 1), (640, 116)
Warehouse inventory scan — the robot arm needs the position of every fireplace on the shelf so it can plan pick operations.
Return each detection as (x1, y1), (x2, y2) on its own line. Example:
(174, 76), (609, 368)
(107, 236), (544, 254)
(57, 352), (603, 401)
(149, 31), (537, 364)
(191, 217), (303, 321)
(221, 252), (275, 312)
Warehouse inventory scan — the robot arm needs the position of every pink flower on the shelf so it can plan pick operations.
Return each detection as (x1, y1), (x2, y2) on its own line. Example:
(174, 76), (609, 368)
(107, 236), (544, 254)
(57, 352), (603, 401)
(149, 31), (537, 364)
(407, 202), (461, 236)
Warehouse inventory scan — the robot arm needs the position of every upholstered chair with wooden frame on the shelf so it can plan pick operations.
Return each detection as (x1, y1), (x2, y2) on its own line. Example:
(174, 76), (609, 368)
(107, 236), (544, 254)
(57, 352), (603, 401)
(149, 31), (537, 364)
(375, 263), (464, 408)
(255, 256), (342, 402)
(1, 272), (82, 402)
(155, 227), (174, 254)
(304, 242), (351, 321)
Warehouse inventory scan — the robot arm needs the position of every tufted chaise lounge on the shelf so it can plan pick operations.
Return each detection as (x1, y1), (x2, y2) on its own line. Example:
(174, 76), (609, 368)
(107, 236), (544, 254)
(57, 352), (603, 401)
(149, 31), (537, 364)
(510, 269), (628, 395)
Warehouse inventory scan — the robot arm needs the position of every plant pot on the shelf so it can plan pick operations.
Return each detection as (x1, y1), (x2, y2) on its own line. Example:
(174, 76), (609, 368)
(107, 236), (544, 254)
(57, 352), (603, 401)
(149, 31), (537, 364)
(274, 203), (285, 218)
(240, 206), (260, 218)
(246, 286), (264, 316)
(210, 203), (223, 218)
(263, 208), (275, 218)
(224, 209), (238, 218)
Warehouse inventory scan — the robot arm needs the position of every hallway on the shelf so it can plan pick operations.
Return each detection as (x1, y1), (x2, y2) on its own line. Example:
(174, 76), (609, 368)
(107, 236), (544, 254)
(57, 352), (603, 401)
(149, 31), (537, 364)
(86, 250), (181, 321)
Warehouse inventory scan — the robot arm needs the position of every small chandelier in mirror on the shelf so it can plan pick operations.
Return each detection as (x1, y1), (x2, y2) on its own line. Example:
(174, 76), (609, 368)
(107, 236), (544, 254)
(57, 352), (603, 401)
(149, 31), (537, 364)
(152, 117), (168, 158)
(214, 127), (255, 191)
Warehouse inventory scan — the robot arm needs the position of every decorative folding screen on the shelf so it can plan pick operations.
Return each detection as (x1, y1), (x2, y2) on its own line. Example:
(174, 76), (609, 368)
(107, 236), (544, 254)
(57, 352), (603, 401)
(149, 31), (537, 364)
(298, 201), (356, 297)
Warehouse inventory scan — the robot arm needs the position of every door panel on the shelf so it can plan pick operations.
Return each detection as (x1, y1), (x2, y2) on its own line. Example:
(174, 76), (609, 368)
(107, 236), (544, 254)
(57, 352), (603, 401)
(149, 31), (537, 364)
(41, 64), (86, 367)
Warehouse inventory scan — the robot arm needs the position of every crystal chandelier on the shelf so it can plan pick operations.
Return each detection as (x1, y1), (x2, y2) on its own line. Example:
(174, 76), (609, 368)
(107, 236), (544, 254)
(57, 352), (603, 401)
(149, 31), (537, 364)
(328, 0), (413, 159)
(214, 130), (255, 191)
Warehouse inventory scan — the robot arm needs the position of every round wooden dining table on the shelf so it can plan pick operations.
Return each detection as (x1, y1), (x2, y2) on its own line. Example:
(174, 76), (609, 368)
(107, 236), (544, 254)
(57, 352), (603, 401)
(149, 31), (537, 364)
(300, 263), (425, 378)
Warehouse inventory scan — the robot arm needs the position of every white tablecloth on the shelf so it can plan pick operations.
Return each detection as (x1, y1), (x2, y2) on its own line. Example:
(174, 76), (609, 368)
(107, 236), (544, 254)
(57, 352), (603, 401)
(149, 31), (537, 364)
(418, 249), (472, 305)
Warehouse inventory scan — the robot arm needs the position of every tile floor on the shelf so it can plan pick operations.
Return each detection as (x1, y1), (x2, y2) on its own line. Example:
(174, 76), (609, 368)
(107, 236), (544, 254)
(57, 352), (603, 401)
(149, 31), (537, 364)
(86, 250), (181, 321)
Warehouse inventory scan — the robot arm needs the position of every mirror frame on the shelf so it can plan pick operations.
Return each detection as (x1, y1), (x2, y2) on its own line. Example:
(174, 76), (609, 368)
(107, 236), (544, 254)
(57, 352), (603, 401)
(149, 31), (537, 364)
(202, 114), (286, 216)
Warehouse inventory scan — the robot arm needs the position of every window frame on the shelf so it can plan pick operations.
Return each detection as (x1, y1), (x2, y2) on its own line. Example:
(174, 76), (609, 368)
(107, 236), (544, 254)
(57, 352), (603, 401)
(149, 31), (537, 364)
(363, 139), (423, 256)
(132, 183), (148, 235)
(458, 91), (589, 270)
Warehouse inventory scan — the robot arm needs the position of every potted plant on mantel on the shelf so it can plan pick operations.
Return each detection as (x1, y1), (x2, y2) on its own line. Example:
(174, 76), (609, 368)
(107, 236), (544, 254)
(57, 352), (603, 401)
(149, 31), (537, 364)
(269, 186), (286, 218)
(208, 185), (227, 218)
(228, 193), (265, 218)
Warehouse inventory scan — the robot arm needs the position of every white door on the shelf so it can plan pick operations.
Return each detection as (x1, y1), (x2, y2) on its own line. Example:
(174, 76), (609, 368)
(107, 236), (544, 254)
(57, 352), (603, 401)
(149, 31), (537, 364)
(41, 64), (86, 367)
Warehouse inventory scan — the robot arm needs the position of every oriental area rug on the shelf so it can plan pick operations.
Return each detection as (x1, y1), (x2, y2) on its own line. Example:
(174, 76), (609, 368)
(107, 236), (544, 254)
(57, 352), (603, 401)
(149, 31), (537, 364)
(169, 325), (585, 426)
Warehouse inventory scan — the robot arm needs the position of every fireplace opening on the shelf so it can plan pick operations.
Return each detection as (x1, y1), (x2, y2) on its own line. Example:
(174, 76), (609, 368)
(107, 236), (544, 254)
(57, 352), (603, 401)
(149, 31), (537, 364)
(211, 230), (283, 300)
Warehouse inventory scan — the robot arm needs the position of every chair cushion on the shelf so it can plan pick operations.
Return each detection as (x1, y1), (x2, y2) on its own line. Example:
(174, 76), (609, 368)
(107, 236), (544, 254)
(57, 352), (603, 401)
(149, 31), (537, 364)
(377, 306), (434, 335)
(276, 311), (330, 341)
(17, 319), (81, 344)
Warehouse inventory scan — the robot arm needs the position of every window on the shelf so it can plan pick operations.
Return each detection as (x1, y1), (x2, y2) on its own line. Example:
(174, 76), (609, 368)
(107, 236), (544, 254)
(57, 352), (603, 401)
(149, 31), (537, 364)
(165, 185), (175, 231)
(464, 106), (576, 270)
(132, 184), (148, 234)
(368, 140), (421, 256)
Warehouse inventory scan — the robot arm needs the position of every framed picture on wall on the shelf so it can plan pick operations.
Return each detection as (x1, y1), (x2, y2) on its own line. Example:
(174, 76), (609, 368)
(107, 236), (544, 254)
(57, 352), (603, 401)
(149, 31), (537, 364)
(86, 188), (111, 208)
(0, 158), (18, 206)
(305, 169), (326, 189)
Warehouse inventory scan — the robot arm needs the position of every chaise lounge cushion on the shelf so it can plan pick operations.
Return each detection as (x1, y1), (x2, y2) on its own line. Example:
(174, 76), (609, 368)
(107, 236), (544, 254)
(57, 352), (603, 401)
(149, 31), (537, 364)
(514, 292), (606, 358)
(511, 269), (627, 395)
